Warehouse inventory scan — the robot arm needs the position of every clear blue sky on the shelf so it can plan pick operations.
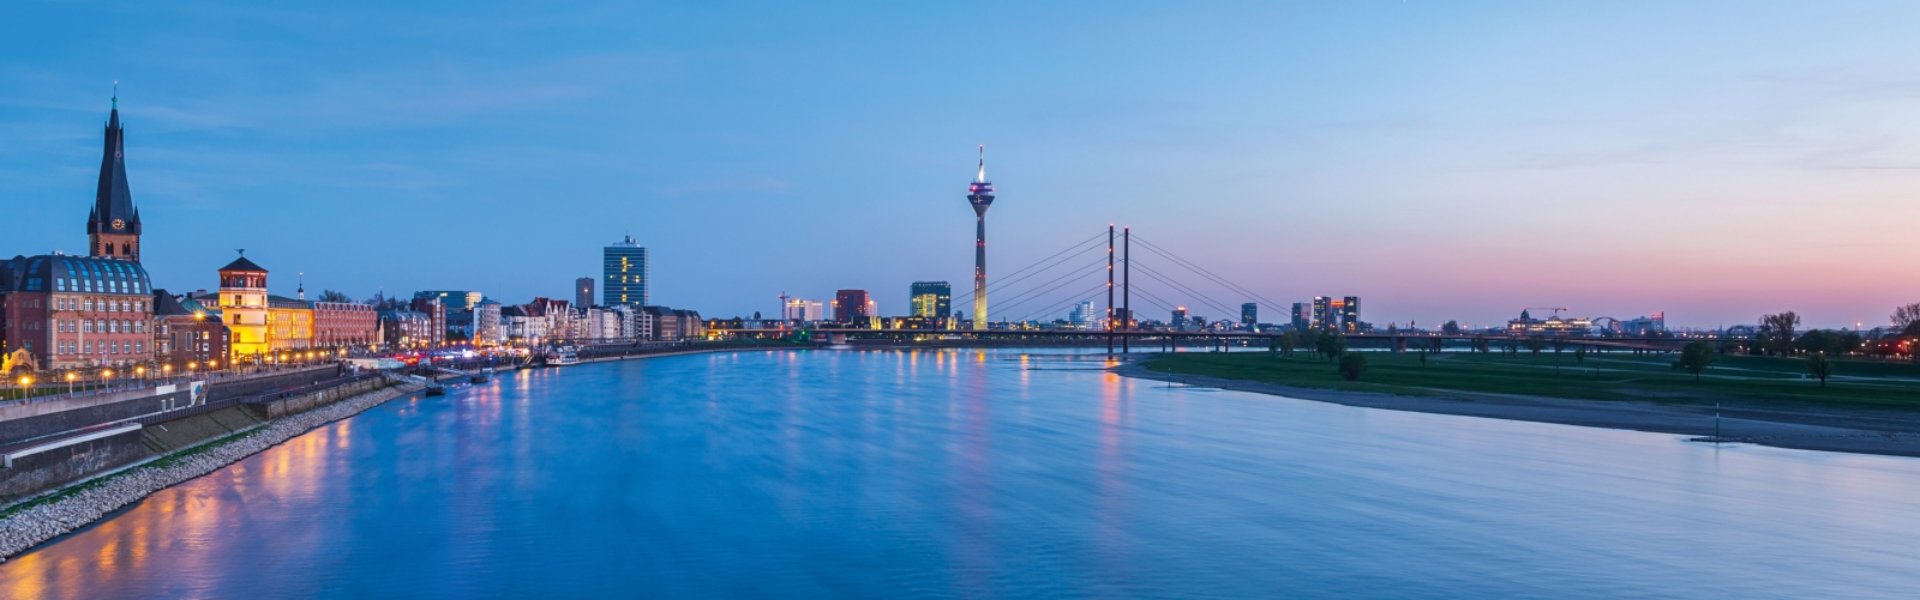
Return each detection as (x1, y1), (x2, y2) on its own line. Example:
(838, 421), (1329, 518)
(5, 1), (1918, 329)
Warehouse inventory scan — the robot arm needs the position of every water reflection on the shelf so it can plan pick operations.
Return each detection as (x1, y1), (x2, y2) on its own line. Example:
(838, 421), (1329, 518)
(5, 348), (1920, 599)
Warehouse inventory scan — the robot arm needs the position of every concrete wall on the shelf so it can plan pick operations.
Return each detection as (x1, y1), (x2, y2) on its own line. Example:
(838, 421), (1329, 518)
(0, 429), (148, 503)
(258, 378), (387, 419)
(207, 366), (341, 402)
(140, 406), (267, 454)
(1, 385), (188, 422)
(0, 390), (190, 447)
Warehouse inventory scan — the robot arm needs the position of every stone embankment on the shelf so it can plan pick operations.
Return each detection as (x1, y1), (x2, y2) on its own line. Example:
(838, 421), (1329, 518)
(0, 382), (423, 561)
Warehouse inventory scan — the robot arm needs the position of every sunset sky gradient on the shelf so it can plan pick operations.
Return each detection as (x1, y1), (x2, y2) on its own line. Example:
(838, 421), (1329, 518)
(3, 1), (1917, 328)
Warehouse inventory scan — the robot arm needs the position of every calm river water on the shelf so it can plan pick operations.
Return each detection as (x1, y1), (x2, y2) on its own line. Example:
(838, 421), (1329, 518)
(5, 349), (1920, 598)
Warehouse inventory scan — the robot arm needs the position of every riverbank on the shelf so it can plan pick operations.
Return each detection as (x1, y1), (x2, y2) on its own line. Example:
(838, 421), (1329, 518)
(571, 344), (800, 365)
(1114, 358), (1920, 458)
(0, 381), (425, 561)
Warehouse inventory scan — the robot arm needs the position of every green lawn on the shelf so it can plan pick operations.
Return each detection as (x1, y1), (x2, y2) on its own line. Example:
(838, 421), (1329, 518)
(1141, 351), (1920, 409)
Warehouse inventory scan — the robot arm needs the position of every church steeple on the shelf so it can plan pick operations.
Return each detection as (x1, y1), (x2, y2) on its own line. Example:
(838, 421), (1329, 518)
(88, 87), (142, 262)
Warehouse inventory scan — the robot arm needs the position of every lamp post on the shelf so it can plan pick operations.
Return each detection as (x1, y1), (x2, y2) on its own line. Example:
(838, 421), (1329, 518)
(66, 371), (77, 396)
(101, 368), (114, 392)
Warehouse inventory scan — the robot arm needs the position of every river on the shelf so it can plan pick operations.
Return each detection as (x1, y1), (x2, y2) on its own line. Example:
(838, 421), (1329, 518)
(5, 348), (1919, 598)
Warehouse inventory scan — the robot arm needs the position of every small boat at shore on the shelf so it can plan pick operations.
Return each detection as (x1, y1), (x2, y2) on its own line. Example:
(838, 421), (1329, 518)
(549, 349), (581, 366)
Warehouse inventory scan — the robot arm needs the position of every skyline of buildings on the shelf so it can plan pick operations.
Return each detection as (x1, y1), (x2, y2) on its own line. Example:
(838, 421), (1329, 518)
(12, 2), (1920, 329)
(0, 99), (1895, 347)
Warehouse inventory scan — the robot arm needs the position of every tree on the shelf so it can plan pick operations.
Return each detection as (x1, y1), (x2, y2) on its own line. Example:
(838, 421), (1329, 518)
(1316, 332), (1348, 361)
(1837, 330), (1865, 355)
(1757, 311), (1801, 356)
(1338, 353), (1367, 381)
(1894, 303), (1920, 332)
(1419, 349), (1429, 367)
(1442, 320), (1462, 335)
(1795, 330), (1841, 357)
(1677, 340), (1716, 381)
(1808, 352), (1832, 388)
(1574, 346), (1588, 363)
(318, 289), (353, 303)
(1525, 336), (1546, 357)
(1280, 331), (1298, 357)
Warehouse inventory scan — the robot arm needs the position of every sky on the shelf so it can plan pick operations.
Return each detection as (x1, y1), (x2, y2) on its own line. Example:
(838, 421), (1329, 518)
(4, 1), (1919, 329)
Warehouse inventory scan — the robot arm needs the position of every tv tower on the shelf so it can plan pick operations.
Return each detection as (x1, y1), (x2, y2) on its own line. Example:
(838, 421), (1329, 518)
(967, 145), (996, 330)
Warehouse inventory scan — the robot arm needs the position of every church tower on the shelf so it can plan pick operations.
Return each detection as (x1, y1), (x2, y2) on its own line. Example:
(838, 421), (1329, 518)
(87, 91), (142, 262)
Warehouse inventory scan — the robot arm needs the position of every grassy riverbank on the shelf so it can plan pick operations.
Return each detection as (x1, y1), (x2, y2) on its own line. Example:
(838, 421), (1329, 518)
(1142, 351), (1920, 409)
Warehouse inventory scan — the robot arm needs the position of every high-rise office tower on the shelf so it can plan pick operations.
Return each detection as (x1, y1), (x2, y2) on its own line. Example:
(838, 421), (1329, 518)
(1342, 296), (1362, 333)
(602, 236), (648, 307)
(967, 146), (995, 330)
(1313, 296), (1334, 330)
(575, 278), (595, 309)
(1070, 300), (1097, 329)
(909, 281), (952, 319)
(834, 290), (872, 324)
(1241, 303), (1258, 329)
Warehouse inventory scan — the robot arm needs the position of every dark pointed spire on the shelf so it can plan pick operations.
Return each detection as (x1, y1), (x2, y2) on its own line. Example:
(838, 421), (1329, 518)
(88, 87), (139, 236)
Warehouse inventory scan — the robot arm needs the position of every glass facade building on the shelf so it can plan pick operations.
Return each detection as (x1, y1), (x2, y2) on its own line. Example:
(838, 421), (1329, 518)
(602, 236), (648, 307)
(908, 281), (951, 319)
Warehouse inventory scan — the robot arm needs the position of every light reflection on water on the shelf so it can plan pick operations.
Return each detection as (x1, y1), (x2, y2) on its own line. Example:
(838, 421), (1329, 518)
(6, 348), (1920, 599)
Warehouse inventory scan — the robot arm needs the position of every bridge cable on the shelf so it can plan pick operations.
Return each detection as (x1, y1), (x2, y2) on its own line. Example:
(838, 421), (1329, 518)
(1015, 281), (1112, 324)
(953, 233), (1107, 308)
(984, 254), (1107, 312)
(1130, 261), (1242, 318)
(1131, 235), (1289, 311)
(990, 256), (1110, 319)
(1129, 286), (1179, 316)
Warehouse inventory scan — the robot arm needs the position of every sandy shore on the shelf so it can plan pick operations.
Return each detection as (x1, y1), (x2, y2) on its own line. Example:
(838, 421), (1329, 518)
(1112, 362), (1920, 459)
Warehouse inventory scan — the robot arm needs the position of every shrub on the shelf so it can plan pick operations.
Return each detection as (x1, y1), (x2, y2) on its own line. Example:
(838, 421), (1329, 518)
(1337, 353), (1367, 381)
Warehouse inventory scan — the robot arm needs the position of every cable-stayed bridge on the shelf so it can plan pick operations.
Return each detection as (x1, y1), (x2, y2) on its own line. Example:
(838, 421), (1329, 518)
(718, 225), (1698, 353)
